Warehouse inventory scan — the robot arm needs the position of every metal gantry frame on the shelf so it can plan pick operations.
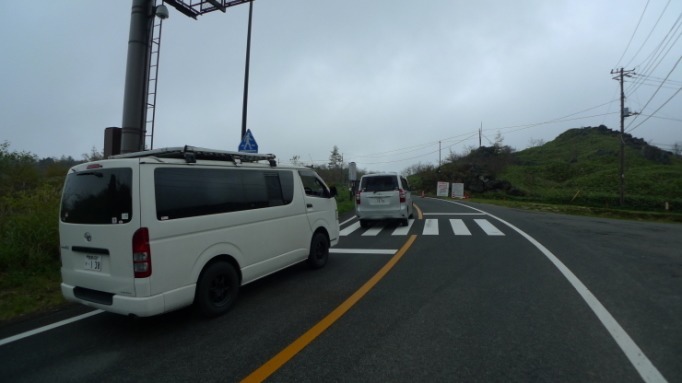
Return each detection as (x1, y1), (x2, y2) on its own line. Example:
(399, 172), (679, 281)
(164, 0), (252, 18)
(121, 0), (254, 154)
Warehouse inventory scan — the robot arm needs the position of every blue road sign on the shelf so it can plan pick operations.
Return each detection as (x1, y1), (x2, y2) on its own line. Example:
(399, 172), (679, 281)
(238, 129), (258, 153)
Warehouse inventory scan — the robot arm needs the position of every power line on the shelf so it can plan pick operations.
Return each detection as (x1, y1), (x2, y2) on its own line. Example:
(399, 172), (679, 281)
(624, 0), (670, 68)
(626, 54), (682, 130)
(616, 0), (651, 68)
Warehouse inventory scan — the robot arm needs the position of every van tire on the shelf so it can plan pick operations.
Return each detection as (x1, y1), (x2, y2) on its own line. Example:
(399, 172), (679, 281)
(307, 232), (329, 269)
(195, 262), (239, 317)
(401, 218), (409, 226)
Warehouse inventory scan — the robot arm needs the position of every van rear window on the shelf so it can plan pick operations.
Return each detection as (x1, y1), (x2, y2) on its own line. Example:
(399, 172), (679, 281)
(155, 168), (294, 220)
(361, 176), (398, 192)
(61, 168), (133, 224)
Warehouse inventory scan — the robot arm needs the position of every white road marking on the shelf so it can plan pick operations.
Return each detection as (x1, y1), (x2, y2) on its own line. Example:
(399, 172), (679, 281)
(422, 219), (439, 235)
(0, 309), (104, 347)
(424, 212), (485, 216)
(330, 249), (396, 255)
(362, 226), (383, 236)
(449, 219), (472, 235)
(474, 219), (505, 236)
(392, 219), (415, 236)
(339, 222), (360, 236)
(444, 199), (668, 383)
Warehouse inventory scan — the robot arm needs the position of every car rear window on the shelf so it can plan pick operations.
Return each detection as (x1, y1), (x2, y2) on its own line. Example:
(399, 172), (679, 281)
(61, 168), (133, 224)
(361, 176), (398, 192)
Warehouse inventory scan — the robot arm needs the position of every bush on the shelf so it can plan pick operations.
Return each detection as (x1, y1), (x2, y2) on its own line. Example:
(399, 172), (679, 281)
(0, 183), (62, 273)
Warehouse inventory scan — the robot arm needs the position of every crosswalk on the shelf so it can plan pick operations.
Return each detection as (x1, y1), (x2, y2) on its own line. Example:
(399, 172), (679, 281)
(340, 218), (505, 237)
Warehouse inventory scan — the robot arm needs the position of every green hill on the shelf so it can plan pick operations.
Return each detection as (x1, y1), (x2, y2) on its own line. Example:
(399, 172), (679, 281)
(409, 126), (682, 212)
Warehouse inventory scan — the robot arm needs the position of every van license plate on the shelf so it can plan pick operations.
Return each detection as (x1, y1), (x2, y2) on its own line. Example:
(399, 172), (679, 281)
(85, 255), (102, 272)
(370, 198), (387, 205)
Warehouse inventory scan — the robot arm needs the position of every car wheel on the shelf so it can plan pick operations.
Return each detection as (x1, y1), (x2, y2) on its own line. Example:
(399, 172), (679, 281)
(307, 232), (329, 269)
(360, 219), (370, 228)
(195, 261), (239, 317)
(401, 218), (409, 226)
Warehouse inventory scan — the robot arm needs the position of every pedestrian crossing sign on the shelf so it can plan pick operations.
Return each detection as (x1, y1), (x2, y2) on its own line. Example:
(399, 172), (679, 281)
(238, 129), (258, 153)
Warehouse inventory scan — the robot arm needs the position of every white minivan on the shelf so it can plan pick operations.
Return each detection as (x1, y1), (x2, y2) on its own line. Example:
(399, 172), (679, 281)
(59, 146), (339, 317)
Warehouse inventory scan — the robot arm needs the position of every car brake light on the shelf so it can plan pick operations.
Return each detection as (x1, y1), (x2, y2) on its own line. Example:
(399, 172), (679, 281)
(133, 228), (152, 278)
(399, 189), (406, 203)
(355, 191), (361, 205)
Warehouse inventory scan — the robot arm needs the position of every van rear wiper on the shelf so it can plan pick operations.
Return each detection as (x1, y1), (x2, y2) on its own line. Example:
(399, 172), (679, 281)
(76, 171), (103, 178)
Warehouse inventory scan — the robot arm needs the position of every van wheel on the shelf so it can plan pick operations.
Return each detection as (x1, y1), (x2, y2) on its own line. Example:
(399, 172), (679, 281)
(360, 219), (369, 228)
(195, 262), (239, 317)
(307, 232), (329, 269)
(401, 218), (409, 226)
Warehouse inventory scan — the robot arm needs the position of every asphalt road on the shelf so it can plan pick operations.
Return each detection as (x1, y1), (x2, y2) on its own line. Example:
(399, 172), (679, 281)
(1, 199), (680, 382)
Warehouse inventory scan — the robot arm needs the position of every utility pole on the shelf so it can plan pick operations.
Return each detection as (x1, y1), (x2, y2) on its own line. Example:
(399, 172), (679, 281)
(611, 68), (635, 206)
(241, 0), (253, 141)
(121, 0), (155, 154)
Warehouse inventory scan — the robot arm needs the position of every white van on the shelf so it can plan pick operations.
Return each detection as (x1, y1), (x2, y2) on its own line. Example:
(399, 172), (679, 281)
(59, 146), (339, 317)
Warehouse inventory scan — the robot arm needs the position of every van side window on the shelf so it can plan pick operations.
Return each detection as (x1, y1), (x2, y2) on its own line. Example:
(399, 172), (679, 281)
(155, 168), (294, 220)
(400, 177), (410, 191)
(298, 170), (329, 198)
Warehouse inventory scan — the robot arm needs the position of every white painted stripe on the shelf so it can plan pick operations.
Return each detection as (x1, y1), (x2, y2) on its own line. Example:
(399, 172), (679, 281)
(362, 226), (383, 236)
(0, 309), (104, 347)
(474, 219), (505, 236)
(422, 219), (439, 235)
(392, 219), (415, 236)
(330, 249), (396, 255)
(447, 200), (668, 383)
(449, 219), (472, 235)
(339, 222), (360, 236)
(423, 212), (485, 216)
(339, 215), (356, 227)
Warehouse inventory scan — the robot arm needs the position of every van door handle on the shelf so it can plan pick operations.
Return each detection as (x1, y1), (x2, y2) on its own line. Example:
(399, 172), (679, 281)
(307, 203), (313, 208)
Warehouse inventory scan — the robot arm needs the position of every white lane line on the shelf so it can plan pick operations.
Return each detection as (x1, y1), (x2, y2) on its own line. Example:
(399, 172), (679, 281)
(392, 219), (415, 236)
(422, 219), (439, 235)
(330, 249), (396, 255)
(474, 219), (505, 236)
(340, 222), (361, 236)
(445, 199), (668, 383)
(0, 309), (104, 347)
(449, 219), (472, 235)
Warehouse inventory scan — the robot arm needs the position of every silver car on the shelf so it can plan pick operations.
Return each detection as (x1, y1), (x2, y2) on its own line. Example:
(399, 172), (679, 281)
(355, 173), (414, 227)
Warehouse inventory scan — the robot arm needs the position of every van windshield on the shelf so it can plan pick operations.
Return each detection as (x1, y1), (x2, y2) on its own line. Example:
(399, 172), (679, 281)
(362, 176), (398, 192)
(61, 168), (133, 224)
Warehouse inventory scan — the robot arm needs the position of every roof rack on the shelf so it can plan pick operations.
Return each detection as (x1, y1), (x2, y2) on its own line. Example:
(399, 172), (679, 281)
(110, 146), (277, 166)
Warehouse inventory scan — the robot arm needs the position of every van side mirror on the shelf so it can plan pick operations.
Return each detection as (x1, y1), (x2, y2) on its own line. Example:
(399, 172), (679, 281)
(329, 186), (338, 198)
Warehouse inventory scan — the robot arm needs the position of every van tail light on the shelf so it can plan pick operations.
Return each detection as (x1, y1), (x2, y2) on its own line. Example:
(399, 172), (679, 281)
(356, 191), (361, 205)
(399, 189), (406, 203)
(133, 228), (152, 278)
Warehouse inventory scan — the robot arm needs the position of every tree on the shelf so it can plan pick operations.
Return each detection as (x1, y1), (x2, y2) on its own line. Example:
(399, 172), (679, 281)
(82, 146), (104, 162)
(290, 154), (302, 166)
(329, 145), (343, 168)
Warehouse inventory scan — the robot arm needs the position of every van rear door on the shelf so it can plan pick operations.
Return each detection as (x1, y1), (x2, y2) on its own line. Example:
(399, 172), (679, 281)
(360, 175), (401, 212)
(59, 161), (140, 299)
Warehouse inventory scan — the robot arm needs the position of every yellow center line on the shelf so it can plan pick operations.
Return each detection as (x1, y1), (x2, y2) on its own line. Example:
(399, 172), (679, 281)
(414, 203), (424, 220)
(241, 234), (419, 383)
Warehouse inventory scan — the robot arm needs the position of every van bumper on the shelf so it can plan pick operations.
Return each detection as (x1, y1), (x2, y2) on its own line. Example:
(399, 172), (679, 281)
(61, 283), (195, 317)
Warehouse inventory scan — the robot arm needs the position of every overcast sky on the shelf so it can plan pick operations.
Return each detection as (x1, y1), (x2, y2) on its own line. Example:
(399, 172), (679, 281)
(1, 0), (680, 172)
